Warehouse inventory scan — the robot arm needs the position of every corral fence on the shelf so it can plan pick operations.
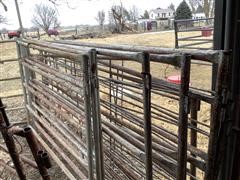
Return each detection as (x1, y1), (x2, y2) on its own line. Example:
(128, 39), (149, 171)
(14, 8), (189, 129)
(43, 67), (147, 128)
(0, 38), (231, 180)
(174, 18), (214, 50)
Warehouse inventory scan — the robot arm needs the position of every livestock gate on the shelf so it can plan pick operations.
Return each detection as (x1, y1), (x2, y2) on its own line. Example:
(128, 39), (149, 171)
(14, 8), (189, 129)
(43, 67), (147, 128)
(174, 18), (214, 50)
(0, 39), (231, 180)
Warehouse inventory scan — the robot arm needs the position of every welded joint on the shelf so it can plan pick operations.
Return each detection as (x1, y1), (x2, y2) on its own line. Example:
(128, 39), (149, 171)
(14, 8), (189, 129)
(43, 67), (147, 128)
(7, 126), (25, 137)
(188, 98), (200, 114)
(184, 96), (190, 114)
(141, 72), (152, 90)
(89, 49), (99, 89)
(0, 104), (6, 110)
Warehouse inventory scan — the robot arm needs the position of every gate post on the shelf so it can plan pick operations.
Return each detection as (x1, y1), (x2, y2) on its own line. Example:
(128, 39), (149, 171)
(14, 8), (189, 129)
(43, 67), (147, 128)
(82, 55), (94, 180)
(177, 54), (191, 180)
(16, 42), (29, 119)
(139, 52), (152, 180)
(89, 49), (104, 180)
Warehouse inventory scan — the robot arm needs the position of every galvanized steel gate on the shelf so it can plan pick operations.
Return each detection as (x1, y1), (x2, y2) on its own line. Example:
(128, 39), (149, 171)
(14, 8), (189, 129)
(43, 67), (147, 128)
(0, 39), (231, 180)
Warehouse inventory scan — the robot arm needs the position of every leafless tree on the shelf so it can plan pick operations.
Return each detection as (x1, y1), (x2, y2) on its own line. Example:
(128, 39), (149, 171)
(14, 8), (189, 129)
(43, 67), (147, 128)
(31, 4), (60, 34)
(95, 10), (105, 30)
(109, 2), (131, 33)
(0, 14), (7, 40)
(0, 0), (75, 10)
(188, 0), (214, 18)
(0, 14), (7, 24)
(202, 0), (214, 18)
(140, 10), (149, 19)
(129, 5), (139, 22)
(168, 3), (175, 11)
(0, 0), (7, 11)
(188, 0), (199, 13)
(0, 0), (7, 24)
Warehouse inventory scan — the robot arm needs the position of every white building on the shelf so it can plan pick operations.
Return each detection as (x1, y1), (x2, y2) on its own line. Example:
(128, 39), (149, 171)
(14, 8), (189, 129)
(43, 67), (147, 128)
(192, 6), (206, 19)
(193, 12), (206, 19)
(149, 8), (175, 20)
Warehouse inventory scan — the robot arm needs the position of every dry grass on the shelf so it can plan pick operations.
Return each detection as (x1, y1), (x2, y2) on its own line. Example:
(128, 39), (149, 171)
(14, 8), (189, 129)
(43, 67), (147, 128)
(78, 30), (212, 48)
(0, 42), (22, 97)
(79, 31), (177, 47)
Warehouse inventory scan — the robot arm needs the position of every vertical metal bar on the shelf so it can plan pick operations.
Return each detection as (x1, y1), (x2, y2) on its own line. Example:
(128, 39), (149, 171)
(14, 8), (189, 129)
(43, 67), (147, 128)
(0, 99), (26, 180)
(190, 98), (200, 180)
(16, 43), (28, 116)
(206, 52), (229, 180)
(21, 45), (34, 122)
(140, 52), (152, 180)
(89, 49), (104, 180)
(108, 58), (114, 177)
(212, 0), (226, 90)
(94, 50), (105, 180)
(217, 0), (236, 178)
(174, 21), (179, 49)
(177, 54), (191, 180)
(82, 55), (94, 180)
(223, 1), (240, 177)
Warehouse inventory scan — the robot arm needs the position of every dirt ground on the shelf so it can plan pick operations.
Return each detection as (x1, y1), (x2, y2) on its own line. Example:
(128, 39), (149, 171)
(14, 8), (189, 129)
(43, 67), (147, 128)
(0, 31), (213, 179)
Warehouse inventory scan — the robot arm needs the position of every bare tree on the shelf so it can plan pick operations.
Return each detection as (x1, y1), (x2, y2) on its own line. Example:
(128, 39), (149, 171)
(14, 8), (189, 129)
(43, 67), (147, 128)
(129, 5), (139, 22)
(109, 2), (131, 33)
(202, 0), (214, 18)
(31, 4), (60, 35)
(168, 3), (175, 11)
(0, 0), (7, 24)
(95, 10), (105, 30)
(141, 10), (149, 19)
(0, 14), (7, 40)
(0, 14), (7, 24)
(0, 0), (7, 11)
(188, 0), (199, 13)
(188, 0), (214, 18)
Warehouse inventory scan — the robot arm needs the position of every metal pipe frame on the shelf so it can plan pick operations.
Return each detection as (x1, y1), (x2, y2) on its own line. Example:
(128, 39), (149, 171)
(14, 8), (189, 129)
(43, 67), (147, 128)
(177, 54), (191, 180)
(9, 39), (229, 180)
(174, 18), (214, 50)
(0, 98), (26, 180)
(140, 52), (152, 179)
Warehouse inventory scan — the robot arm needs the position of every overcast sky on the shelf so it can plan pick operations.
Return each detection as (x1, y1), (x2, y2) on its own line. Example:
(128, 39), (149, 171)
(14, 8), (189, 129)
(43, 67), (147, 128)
(0, 0), (183, 30)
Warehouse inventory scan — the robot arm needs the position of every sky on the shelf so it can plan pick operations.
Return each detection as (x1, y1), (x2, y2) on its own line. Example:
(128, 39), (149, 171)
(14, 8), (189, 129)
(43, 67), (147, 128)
(0, 0), (183, 30)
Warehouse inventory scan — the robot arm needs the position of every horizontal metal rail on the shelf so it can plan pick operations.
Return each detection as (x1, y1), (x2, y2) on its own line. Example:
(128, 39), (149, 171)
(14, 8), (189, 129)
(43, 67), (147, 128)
(178, 38), (213, 42)
(174, 17), (214, 23)
(1, 94), (23, 99)
(174, 18), (214, 50)
(5, 106), (25, 111)
(179, 41), (213, 48)
(177, 27), (214, 33)
(0, 77), (21, 82)
(0, 58), (19, 64)
(0, 39), (16, 43)
(53, 39), (220, 63)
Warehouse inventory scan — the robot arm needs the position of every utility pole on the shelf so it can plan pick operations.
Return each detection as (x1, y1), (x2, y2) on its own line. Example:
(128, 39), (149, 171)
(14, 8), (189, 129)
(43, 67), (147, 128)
(14, 0), (24, 37)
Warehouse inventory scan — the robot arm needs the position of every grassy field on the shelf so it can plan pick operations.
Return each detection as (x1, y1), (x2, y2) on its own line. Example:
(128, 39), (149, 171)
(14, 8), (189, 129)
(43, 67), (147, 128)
(0, 31), (213, 179)
(78, 31), (213, 90)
